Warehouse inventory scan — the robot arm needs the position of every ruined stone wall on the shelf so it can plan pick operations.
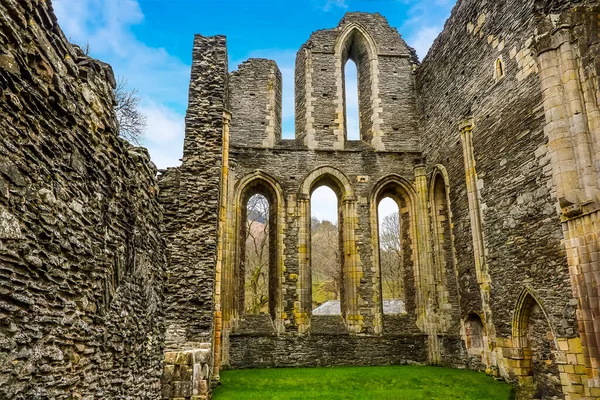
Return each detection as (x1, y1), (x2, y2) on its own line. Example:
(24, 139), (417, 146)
(418, 0), (582, 396)
(161, 3), (600, 399)
(294, 13), (419, 151)
(224, 147), (429, 367)
(230, 334), (428, 369)
(533, 2), (600, 397)
(162, 346), (211, 400)
(158, 35), (228, 350)
(210, 12), (463, 372)
(0, 1), (165, 398)
(229, 59), (282, 148)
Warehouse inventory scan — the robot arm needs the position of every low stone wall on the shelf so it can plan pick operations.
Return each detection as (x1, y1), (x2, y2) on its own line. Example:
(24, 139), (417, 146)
(229, 334), (429, 369)
(162, 345), (212, 400)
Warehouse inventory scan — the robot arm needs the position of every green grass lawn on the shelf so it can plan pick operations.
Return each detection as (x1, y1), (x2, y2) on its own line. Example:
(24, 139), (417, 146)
(212, 365), (515, 400)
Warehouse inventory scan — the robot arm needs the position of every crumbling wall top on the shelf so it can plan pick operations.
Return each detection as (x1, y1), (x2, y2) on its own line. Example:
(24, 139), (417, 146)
(300, 12), (414, 58)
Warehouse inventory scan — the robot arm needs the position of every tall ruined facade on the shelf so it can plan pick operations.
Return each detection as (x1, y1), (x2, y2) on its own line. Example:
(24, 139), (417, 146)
(160, 1), (600, 400)
(1, 0), (600, 399)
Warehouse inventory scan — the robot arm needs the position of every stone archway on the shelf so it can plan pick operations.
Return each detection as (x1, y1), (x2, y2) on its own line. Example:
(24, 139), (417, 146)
(511, 288), (562, 398)
(429, 165), (456, 332)
(297, 166), (359, 333)
(225, 171), (286, 335)
(333, 23), (381, 148)
(370, 174), (420, 334)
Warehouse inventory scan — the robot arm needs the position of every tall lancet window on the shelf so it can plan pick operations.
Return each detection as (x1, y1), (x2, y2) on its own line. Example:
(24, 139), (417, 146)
(345, 59), (359, 140)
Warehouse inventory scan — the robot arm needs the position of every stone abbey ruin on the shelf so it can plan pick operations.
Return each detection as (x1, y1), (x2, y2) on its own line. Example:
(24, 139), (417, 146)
(3, 0), (600, 398)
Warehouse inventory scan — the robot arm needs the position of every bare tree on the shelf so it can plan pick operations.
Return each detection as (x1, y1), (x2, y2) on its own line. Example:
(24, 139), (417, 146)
(244, 194), (270, 314)
(71, 42), (146, 144)
(82, 41), (91, 56)
(379, 212), (404, 299)
(114, 78), (147, 145)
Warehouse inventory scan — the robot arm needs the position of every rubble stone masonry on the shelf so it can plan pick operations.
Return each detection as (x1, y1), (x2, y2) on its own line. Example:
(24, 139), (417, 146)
(2, 0), (600, 399)
(0, 0), (166, 399)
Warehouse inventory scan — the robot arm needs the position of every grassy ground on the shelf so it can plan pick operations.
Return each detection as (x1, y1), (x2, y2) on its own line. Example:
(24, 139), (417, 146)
(212, 365), (515, 400)
(312, 282), (336, 307)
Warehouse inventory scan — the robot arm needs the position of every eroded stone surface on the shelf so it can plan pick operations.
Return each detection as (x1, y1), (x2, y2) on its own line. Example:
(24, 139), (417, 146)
(3, 1), (600, 400)
(0, 1), (166, 399)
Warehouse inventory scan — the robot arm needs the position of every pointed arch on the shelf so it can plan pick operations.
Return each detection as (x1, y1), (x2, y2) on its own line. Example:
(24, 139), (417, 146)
(512, 287), (557, 350)
(334, 23), (379, 59)
(429, 164), (451, 192)
(370, 175), (419, 332)
(494, 57), (505, 81)
(334, 23), (382, 147)
(299, 166), (355, 200)
(464, 312), (486, 353)
(297, 166), (360, 333)
(429, 165), (456, 331)
(371, 174), (418, 204)
(229, 171), (286, 333)
(510, 287), (562, 395)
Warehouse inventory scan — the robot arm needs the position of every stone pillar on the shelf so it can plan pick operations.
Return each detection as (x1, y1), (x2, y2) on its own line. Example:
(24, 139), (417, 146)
(561, 210), (600, 394)
(164, 34), (228, 347)
(220, 168), (237, 367)
(161, 34), (228, 398)
(296, 195), (311, 333)
(212, 111), (231, 381)
(537, 29), (591, 206)
(459, 117), (496, 368)
(228, 59), (282, 148)
(342, 195), (362, 333)
(459, 118), (488, 286)
(535, 12), (600, 396)
(414, 164), (439, 363)
(298, 48), (317, 149)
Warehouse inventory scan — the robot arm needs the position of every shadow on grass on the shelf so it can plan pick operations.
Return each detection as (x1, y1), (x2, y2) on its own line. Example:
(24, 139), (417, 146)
(213, 365), (515, 400)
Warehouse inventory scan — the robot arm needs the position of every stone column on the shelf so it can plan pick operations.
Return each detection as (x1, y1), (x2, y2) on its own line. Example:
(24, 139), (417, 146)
(459, 118), (488, 286)
(296, 195), (311, 333)
(459, 117), (496, 368)
(220, 168), (237, 367)
(212, 111), (231, 381)
(300, 49), (317, 149)
(414, 164), (439, 363)
(537, 29), (590, 206)
(342, 195), (362, 333)
(535, 15), (600, 395)
(165, 34), (227, 348)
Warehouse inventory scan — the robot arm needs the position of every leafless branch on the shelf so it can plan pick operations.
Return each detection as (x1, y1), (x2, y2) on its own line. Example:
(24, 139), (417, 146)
(114, 77), (147, 145)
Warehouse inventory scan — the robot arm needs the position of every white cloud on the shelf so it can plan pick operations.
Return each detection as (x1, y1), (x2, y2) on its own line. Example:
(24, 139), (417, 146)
(311, 186), (339, 223)
(400, 0), (455, 61)
(139, 103), (184, 144)
(324, 0), (348, 12)
(406, 26), (443, 61)
(53, 0), (190, 169)
(138, 103), (185, 169)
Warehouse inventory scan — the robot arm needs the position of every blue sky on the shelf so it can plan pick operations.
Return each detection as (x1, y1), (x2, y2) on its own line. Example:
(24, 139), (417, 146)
(53, 0), (456, 221)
